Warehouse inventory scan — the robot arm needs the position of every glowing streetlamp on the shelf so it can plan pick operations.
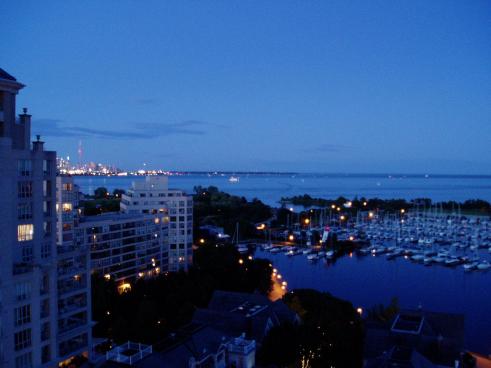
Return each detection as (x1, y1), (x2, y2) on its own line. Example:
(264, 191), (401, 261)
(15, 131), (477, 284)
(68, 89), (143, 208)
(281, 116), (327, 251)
(288, 234), (295, 242)
(304, 218), (310, 225)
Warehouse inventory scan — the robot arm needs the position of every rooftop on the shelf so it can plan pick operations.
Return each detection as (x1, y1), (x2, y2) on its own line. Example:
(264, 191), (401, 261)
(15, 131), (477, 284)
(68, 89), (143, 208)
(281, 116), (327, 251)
(79, 212), (156, 224)
(0, 67), (16, 81)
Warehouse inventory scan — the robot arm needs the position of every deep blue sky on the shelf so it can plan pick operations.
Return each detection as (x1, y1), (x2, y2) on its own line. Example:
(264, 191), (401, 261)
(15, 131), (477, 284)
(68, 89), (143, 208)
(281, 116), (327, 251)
(1, 1), (490, 173)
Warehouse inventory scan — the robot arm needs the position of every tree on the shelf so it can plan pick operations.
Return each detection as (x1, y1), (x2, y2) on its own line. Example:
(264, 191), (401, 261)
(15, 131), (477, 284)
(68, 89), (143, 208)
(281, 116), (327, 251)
(113, 188), (125, 197)
(94, 187), (109, 199)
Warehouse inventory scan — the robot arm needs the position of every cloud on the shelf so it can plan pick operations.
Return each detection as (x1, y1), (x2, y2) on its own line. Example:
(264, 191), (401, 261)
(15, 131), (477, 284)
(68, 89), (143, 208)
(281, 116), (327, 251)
(32, 118), (219, 140)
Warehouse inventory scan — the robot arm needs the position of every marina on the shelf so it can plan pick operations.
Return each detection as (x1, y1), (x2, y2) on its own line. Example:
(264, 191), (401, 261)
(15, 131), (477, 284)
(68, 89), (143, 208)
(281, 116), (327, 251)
(242, 211), (491, 354)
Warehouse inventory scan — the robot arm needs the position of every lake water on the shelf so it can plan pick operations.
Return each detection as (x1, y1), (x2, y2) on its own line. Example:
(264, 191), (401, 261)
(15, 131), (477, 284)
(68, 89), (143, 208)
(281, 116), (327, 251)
(255, 249), (491, 355)
(74, 174), (491, 207)
(74, 174), (491, 354)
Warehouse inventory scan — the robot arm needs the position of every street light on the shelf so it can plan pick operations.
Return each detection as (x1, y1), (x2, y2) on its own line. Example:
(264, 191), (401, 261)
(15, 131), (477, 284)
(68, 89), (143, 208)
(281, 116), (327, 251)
(304, 218), (310, 225)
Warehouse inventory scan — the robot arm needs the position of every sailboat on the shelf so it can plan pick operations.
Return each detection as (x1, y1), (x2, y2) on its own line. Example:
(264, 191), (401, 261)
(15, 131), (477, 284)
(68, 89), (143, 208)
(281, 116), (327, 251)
(232, 223), (248, 253)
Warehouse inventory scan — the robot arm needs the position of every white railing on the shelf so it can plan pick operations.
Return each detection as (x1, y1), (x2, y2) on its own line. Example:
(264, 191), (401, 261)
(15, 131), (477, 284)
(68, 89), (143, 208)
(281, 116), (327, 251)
(106, 341), (153, 365)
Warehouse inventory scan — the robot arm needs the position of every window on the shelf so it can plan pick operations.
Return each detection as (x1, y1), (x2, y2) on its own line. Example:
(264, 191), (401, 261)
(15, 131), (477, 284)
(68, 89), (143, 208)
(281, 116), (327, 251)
(18, 224), (34, 242)
(43, 160), (52, 175)
(43, 180), (51, 197)
(41, 242), (51, 259)
(43, 201), (51, 216)
(62, 202), (72, 212)
(14, 305), (31, 326)
(62, 182), (73, 191)
(15, 352), (32, 368)
(17, 202), (33, 220)
(40, 274), (49, 295)
(41, 322), (50, 341)
(16, 282), (31, 301)
(21, 245), (33, 262)
(40, 299), (49, 319)
(18, 182), (32, 198)
(14, 329), (32, 351)
(43, 221), (51, 237)
(41, 345), (51, 364)
(18, 160), (32, 177)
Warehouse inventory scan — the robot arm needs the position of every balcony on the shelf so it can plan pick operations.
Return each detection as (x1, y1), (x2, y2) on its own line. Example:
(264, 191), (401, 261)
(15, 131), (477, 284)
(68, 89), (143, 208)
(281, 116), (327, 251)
(58, 315), (87, 335)
(13, 262), (33, 275)
(58, 264), (86, 277)
(58, 301), (87, 316)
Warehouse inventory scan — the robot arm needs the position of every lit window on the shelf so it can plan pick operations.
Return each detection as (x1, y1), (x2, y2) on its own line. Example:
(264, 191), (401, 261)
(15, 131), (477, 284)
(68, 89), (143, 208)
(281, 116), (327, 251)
(62, 203), (72, 212)
(18, 224), (34, 242)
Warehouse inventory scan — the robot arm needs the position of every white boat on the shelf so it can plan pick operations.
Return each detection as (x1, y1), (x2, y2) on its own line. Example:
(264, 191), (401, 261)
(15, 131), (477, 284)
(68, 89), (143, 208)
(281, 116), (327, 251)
(411, 254), (425, 262)
(444, 257), (461, 267)
(307, 254), (319, 261)
(463, 262), (478, 271)
(228, 176), (240, 183)
(302, 249), (312, 255)
(325, 250), (335, 259)
(423, 257), (433, 265)
(477, 260), (490, 270)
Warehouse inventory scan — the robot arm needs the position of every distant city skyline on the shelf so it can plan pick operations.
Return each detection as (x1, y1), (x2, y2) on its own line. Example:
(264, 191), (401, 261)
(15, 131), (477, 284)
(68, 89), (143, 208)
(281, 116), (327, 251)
(1, 1), (490, 174)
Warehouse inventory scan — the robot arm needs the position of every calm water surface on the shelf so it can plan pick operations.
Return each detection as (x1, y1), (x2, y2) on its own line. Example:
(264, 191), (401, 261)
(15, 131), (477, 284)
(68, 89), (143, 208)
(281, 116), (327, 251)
(74, 174), (491, 354)
(255, 249), (491, 355)
(74, 174), (491, 206)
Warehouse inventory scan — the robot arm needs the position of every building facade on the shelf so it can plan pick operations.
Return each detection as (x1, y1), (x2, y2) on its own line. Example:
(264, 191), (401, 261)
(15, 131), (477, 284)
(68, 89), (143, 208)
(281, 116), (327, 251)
(120, 176), (193, 272)
(55, 176), (92, 365)
(0, 69), (58, 367)
(80, 213), (167, 287)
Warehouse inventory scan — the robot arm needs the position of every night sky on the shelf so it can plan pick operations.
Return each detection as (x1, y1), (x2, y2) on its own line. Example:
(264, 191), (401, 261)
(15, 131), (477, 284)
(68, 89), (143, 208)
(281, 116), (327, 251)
(1, 1), (490, 173)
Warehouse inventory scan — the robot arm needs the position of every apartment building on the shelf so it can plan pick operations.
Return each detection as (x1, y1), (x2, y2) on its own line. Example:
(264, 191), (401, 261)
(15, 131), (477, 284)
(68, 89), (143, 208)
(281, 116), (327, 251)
(55, 175), (92, 365)
(120, 176), (193, 272)
(0, 69), (58, 367)
(79, 212), (167, 287)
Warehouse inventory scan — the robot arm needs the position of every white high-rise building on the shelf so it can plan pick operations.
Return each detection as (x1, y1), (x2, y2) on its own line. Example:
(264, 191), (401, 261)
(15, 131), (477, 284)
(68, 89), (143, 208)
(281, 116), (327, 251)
(0, 69), (59, 367)
(120, 176), (193, 272)
(55, 176), (92, 365)
(80, 212), (166, 285)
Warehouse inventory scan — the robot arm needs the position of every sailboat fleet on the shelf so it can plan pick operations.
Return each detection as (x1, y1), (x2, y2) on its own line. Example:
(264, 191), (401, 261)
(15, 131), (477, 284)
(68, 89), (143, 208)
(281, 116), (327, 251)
(254, 211), (491, 272)
(357, 212), (491, 271)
